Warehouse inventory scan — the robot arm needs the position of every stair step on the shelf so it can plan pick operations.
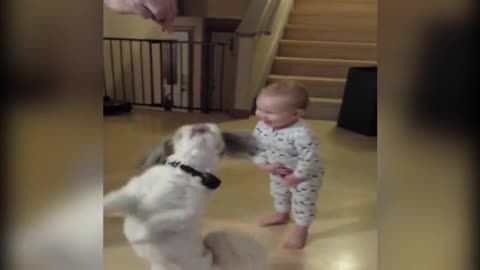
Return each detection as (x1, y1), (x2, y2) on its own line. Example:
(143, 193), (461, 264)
(284, 24), (376, 43)
(305, 97), (342, 121)
(272, 57), (376, 78)
(292, 1), (376, 16)
(289, 14), (376, 29)
(269, 0), (376, 121)
(279, 40), (376, 61)
(268, 75), (346, 99)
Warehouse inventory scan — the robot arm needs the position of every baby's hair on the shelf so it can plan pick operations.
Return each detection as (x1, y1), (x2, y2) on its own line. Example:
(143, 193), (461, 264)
(259, 80), (309, 109)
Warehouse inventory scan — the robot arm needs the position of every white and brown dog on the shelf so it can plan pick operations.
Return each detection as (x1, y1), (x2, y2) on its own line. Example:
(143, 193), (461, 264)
(104, 123), (266, 270)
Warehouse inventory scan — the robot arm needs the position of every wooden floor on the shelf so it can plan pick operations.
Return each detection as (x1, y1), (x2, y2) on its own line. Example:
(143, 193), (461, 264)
(104, 108), (377, 270)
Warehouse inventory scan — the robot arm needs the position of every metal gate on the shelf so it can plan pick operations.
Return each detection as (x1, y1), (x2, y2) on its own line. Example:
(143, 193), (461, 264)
(103, 37), (228, 112)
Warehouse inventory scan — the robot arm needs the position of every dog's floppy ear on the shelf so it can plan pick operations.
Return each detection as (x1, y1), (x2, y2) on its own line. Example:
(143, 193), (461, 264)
(221, 131), (258, 157)
(104, 188), (137, 216)
(138, 137), (174, 171)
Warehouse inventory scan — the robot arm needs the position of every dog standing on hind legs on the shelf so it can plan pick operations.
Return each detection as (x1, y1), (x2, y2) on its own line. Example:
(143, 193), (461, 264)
(104, 123), (266, 270)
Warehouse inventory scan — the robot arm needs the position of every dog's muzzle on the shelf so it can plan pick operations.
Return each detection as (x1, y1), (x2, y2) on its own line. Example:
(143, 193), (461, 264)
(165, 161), (221, 190)
(191, 124), (210, 136)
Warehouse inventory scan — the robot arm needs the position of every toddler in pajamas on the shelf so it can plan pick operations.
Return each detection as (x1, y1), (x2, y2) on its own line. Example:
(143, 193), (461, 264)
(253, 80), (324, 249)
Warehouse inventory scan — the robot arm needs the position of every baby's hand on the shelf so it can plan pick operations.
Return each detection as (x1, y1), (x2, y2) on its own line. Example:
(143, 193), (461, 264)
(256, 163), (292, 175)
(271, 163), (293, 176)
(282, 174), (303, 187)
(256, 163), (272, 172)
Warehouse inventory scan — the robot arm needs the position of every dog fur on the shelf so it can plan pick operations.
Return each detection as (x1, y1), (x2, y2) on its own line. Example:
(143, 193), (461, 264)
(104, 123), (266, 270)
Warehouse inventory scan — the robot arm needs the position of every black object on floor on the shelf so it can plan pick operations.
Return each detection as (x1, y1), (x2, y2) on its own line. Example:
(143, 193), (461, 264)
(164, 94), (173, 111)
(103, 96), (132, 115)
(337, 67), (377, 136)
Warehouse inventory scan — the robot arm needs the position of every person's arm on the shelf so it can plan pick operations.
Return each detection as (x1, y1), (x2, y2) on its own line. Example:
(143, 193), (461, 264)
(252, 124), (292, 175)
(283, 130), (321, 186)
(252, 124), (268, 166)
(104, 0), (177, 31)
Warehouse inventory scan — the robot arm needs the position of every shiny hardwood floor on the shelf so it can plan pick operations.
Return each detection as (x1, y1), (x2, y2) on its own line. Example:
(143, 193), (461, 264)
(104, 108), (377, 270)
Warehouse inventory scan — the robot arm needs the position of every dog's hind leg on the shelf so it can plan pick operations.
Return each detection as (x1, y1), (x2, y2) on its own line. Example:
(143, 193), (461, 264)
(144, 208), (195, 233)
(151, 262), (182, 270)
(151, 263), (168, 270)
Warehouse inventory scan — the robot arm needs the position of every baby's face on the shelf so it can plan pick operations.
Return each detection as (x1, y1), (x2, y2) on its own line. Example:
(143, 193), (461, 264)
(255, 94), (302, 129)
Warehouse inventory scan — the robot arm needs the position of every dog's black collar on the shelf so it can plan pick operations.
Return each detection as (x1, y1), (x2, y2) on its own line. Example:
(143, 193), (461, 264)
(164, 161), (221, 190)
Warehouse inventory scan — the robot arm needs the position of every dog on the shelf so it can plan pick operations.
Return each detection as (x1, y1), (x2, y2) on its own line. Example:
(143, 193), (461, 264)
(104, 123), (266, 270)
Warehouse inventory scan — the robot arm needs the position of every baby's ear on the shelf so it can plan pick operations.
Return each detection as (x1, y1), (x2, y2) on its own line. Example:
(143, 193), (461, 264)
(295, 109), (305, 117)
(221, 131), (258, 157)
(138, 137), (174, 171)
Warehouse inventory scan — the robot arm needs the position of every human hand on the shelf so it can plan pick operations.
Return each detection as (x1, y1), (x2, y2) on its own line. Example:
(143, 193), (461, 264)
(282, 174), (303, 187)
(104, 0), (177, 31)
(270, 163), (293, 176)
(257, 163), (292, 175)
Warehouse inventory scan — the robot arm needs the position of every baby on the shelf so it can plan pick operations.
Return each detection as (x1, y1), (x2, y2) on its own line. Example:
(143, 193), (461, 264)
(252, 80), (324, 249)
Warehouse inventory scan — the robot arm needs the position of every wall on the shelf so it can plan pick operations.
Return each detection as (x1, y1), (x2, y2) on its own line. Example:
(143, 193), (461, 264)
(183, 0), (207, 17)
(182, 0), (250, 18)
(207, 0), (251, 18)
(378, 0), (473, 269)
(249, 0), (293, 100)
(232, 0), (293, 113)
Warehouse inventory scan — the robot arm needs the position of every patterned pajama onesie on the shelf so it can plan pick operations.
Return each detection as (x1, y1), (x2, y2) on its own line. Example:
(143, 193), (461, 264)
(253, 119), (324, 226)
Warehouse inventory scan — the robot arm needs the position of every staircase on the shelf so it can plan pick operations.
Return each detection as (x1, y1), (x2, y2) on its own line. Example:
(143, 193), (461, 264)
(267, 0), (377, 120)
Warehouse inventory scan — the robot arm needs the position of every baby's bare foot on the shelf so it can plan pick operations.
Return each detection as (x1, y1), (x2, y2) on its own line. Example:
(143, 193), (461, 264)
(259, 212), (290, 227)
(283, 225), (308, 249)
